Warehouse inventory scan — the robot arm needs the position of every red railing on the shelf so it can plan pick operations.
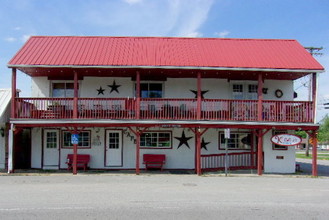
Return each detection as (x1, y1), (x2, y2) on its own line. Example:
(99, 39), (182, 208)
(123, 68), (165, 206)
(262, 100), (313, 123)
(201, 152), (257, 172)
(14, 98), (314, 123)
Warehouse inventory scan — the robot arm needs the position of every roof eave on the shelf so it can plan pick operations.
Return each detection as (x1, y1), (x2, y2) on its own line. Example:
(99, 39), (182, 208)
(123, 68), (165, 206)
(7, 64), (325, 73)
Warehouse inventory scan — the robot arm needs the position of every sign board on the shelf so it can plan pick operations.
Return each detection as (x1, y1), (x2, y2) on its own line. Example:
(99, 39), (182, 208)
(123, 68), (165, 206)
(271, 134), (302, 146)
(71, 134), (79, 145)
(224, 129), (230, 139)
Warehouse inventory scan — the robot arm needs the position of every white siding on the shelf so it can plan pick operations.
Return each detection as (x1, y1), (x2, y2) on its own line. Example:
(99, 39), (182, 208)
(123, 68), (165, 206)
(31, 128), (42, 168)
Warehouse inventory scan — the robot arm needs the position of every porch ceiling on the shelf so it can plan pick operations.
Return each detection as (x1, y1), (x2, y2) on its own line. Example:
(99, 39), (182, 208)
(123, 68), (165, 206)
(15, 66), (311, 81)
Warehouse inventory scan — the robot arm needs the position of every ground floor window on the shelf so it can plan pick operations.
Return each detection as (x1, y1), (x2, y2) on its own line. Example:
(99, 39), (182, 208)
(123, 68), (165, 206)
(272, 130), (288, 150)
(62, 131), (91, 148)
(46, 131), (57, 148)
(219, 132), (251, 150)
(141, 131), (172, 149)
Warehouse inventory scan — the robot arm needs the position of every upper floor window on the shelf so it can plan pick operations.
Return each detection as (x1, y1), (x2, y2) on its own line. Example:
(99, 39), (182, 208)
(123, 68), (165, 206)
(52, 82), (75, 98)
(232, 83), (258, 100)
(137, 83), (163, 98)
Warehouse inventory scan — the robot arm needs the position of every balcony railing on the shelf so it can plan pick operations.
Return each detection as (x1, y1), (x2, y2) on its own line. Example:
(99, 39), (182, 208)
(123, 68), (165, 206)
(14, 98), (314, 123)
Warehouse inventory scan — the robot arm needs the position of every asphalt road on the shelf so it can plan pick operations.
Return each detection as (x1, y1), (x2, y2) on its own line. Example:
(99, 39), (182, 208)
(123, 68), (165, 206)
(296, 158), (329, 176)
(0, 174), (328, 220)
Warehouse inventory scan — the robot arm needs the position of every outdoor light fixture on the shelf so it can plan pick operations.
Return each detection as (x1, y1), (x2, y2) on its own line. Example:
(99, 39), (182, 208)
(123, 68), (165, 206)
(0, 127), (4, 137)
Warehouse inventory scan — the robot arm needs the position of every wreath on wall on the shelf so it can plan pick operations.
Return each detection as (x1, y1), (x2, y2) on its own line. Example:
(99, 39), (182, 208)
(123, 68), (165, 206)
(275, 89), (283, 98)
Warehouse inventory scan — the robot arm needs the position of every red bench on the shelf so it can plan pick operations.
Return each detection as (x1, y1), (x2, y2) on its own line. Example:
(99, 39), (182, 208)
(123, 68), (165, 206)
(66, 154), (90, 171)
(143, 154), (166, 171)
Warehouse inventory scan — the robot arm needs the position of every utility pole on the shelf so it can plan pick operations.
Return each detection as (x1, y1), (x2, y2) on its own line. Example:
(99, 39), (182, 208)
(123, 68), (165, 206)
(304, 46), (323, 156)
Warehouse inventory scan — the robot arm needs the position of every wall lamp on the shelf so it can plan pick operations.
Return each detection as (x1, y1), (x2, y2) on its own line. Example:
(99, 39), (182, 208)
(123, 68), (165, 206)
(0, 127), (4, 137)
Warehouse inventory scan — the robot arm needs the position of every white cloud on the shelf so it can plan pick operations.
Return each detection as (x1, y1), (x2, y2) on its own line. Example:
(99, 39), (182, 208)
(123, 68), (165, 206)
(13, 26), (21, 31)
(123, 0), (142, 4)
(215, 30), (230, 38)
(4, 37), (17, 42)
(184, 32), (203, 38)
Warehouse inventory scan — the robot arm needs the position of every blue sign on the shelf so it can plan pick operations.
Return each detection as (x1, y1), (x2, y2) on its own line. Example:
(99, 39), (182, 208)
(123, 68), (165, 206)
(71, 134), (79, 145)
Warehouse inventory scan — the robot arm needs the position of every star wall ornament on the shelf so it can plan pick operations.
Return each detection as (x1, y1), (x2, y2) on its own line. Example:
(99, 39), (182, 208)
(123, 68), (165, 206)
(201, 137), (210, 151)
(108, 80), (121, 93)
(190, 90), (209, 99)
(175, 131), (193, 149)
(97, 86), (105, 95)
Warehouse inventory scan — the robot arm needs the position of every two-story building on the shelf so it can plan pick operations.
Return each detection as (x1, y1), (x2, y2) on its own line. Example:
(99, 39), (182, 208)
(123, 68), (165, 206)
(6, 36), (324, 175)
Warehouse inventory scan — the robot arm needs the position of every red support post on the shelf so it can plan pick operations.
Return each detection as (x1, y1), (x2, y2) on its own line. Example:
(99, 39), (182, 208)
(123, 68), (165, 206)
(251, 130), (255, 168)
(136, 71), (141, 119)
(257, 73), (263, 121)
(196, 129), (201, 175)
(197, 72), (202, 120)
(312, 73), (317, 122)
(73, 71), (78, 119)
(257, 130), (263, 175)
(11, 68), (17, 118)
(312, 132), (318, 177)
(136, 130), (140, 175)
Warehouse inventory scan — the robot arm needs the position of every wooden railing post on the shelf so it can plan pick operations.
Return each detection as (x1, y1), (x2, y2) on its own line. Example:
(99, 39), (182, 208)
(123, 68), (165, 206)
(197, 72), (202, 120)
(312, 73), (317, 123)
(136, 71), (141, 119)
(11, 68), (17, 118)
(73, 71), (78, 119)
(257, 73), (263, 121)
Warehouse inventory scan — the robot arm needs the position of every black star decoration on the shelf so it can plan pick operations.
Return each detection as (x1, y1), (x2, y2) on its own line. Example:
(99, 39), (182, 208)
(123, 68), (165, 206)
(190, 90), (209, 99)
(108, 80), (121, 93)
(201, 137), (210, 151)
(97, 86), (105, 95)
(175, 131), (193, 149)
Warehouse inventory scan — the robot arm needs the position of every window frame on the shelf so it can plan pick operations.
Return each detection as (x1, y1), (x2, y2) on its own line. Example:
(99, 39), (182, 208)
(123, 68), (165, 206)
(61, 130), (91, 149)
(140, 131), (172, 149)
(135, 82), (164, 98)
(51, 81), (79, 98)
(231, 82), (258, 100)
(272, 130), (288, 150)
(218, 131), (252, 150)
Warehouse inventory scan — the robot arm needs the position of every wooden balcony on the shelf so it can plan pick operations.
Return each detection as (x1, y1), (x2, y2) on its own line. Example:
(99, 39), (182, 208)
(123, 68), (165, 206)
(14, 98), (314, 123)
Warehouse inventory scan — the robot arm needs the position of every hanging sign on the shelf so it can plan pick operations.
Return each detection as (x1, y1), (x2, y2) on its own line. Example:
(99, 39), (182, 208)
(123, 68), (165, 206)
(71, 134), (79, 145)
(271, 134), (302, 146)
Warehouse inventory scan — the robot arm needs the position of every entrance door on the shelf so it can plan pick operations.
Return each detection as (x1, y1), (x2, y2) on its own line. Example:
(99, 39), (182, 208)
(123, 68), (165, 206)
(105, 130), (123, 167)
(43, 129), (60, 169)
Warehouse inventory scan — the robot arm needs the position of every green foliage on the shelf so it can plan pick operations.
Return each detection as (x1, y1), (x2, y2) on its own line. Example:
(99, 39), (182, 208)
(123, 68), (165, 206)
(318, 115), (329, 143)
(295, 130), (307, 138)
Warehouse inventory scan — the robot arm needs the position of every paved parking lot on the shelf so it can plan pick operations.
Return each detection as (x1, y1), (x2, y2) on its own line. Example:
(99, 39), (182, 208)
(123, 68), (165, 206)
(0, 173), (328, 220)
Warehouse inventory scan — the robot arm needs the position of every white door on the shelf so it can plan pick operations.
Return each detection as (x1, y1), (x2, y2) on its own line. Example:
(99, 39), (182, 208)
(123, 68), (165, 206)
(105, 130), (123, 167)
(43, 129), (60, 169)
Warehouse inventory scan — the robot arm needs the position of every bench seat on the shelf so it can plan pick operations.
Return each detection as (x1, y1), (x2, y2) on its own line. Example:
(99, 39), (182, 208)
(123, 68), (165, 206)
(66, 154), (90, 171)
(143, 154), (166, 171)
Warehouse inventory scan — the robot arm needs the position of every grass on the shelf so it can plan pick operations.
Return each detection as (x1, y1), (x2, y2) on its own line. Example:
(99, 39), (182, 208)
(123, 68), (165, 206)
(296, 152), (329, 160)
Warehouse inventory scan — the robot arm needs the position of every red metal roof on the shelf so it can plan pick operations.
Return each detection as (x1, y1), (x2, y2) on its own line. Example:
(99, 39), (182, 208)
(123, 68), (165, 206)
(8, 36), (324, 71)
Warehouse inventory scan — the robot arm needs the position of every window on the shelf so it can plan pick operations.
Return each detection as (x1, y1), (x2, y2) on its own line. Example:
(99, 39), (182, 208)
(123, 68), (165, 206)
(247, 84), (258, 100)
(46, 131), (57, 148)
(232, 84), (243, 100)
(272, 130), (288, 150)
(52, 82), (75, 98)
(137, 83), (163, 98)
(232, 83), (258, 100)
(219, 132), (251, 150)
(141, 132), (171, 148)
(108, 132), (119, 149)
(62, 131), (91, 148)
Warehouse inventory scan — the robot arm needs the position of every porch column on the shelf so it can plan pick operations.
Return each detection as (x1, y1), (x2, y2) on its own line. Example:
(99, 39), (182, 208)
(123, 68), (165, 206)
(136, 130), (141, 175)
(312, 73), (317, 122)
(7, 124), (14, 173)
(11, 68), (17, 118)
(257, 130), (263, 175)
(197, 72), (202, 120)
(312, 132), (318, 176)
(136, 71), (141, 119)
(72, 128), (78, 175)
(195, 129), (201, 175)
(257, 73), (263, 121)
(73, 71), (78, 119)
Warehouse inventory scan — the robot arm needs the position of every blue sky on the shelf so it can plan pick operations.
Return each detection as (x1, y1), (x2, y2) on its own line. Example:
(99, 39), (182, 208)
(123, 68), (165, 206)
(0, 0), (328, 120)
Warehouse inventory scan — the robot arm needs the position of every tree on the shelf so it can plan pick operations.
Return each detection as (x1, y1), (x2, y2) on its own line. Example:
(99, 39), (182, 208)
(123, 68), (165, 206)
(318, 115), (329, 143)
